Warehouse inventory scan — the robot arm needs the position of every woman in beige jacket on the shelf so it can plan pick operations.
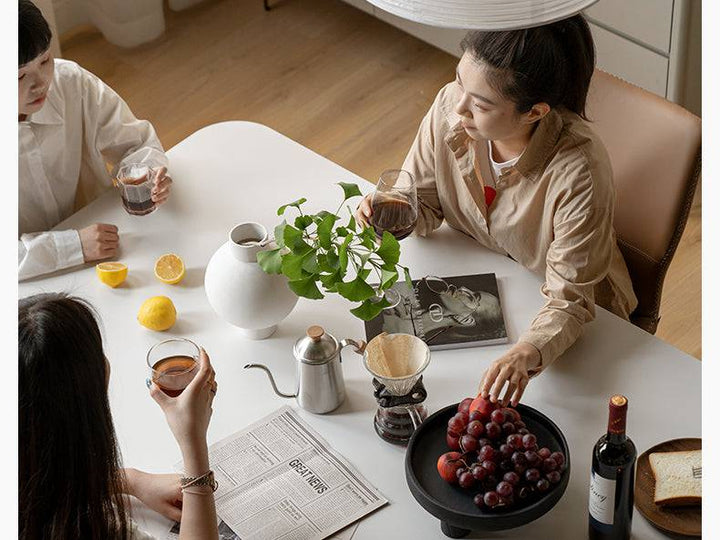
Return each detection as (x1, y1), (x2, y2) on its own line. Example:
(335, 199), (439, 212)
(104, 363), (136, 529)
(359, 14), (637, 406)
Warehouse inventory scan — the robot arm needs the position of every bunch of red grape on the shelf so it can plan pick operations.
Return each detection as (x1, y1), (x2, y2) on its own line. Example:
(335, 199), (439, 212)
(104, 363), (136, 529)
(436, 396), (566, 510)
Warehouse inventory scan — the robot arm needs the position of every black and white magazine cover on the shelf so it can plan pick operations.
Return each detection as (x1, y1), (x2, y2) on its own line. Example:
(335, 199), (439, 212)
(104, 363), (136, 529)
(363, 273), (508, 350)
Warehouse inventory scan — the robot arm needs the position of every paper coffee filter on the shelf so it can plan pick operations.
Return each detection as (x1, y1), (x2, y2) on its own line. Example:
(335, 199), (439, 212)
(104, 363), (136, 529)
(364, 333), (430, 396)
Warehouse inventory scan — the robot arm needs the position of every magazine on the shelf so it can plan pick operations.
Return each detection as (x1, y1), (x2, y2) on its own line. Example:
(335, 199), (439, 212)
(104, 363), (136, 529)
(363, 273), (509, 350)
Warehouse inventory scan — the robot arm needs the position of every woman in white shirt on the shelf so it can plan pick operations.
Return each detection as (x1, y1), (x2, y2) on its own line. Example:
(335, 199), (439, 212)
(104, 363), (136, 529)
(19, 293), (220, 540)
(18, 0), (172, 281)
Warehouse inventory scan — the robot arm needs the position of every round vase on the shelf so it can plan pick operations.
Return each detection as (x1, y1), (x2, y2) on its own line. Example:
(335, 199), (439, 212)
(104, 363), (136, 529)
(204, 222), (298, 339)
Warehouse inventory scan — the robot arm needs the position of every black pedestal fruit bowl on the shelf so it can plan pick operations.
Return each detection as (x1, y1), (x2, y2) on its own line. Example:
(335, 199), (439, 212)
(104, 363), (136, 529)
(405, 403), (570, 538)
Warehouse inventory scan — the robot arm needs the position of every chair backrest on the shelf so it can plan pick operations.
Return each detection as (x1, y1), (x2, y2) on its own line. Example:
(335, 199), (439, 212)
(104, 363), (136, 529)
(585, 69), (701, 334)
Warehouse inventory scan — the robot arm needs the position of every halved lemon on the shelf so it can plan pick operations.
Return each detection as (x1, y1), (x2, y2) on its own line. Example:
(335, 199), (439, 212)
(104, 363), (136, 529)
(154, 253), (185, 284)
(96, 262), (128, 288)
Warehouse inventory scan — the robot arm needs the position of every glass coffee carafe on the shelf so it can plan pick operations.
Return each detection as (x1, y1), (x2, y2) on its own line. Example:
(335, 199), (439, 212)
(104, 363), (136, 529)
(362, 333), (430, 445)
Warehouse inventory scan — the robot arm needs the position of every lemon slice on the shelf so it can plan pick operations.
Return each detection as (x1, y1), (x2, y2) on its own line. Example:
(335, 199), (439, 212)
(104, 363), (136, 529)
(154, 254), (185, 284)
(137, 296), (177, 331)
(96, 262), (128, 288)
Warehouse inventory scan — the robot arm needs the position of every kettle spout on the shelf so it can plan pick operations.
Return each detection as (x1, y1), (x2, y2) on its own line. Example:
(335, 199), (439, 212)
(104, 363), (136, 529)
(243, 363), (296, 398)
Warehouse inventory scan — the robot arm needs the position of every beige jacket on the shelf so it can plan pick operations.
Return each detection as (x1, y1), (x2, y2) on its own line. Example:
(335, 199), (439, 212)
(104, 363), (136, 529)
(402, 82), (638, 372)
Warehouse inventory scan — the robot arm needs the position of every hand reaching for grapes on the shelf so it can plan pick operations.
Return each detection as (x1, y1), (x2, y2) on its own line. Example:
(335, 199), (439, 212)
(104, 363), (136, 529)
(479, 342), (541, 407)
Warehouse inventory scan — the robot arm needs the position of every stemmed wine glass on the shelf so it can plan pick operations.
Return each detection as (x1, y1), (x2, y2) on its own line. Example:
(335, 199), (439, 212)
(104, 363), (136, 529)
(369, 169), (418, 240)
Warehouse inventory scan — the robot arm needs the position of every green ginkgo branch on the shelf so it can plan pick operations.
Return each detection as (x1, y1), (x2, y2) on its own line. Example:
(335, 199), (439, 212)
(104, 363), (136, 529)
(257, 182), (411, 321)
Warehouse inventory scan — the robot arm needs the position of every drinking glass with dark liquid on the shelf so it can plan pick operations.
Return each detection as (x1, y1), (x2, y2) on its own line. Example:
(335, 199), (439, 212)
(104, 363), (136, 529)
(369, 169), (418, 240)
(147, 338), (200, 397)
(115, 163), (157, 216)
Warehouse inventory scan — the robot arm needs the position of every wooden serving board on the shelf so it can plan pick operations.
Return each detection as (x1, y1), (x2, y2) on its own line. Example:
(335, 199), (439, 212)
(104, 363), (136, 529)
(635, 438), (701, 537)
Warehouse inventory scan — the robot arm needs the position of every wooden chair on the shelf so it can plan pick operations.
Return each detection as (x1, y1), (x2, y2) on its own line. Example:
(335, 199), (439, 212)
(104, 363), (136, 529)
(585, 69), (701, 334)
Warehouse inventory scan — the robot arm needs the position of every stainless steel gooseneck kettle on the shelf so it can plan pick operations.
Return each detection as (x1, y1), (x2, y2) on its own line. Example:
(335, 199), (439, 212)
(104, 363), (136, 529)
(244, 325), (365, 414)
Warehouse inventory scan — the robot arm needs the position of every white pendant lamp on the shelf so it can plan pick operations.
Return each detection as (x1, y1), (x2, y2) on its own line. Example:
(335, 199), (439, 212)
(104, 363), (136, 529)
(365, 0), (598, 30)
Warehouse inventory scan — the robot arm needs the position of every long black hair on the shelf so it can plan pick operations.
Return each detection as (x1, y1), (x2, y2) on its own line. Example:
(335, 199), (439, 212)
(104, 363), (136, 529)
(461, 14), (595, 119)
(19, 293), (129, 540)
(19, 0), (52, 66)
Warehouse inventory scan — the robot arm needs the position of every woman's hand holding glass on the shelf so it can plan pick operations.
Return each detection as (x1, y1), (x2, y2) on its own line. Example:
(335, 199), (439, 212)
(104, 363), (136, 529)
(478, 342), (541, 407)
(152, 166), (173, 205)
(149, 347), (217, 453)
(355, 169), (417, 240)
(356, 195), (373, 228)
(148, 348), (219, 540)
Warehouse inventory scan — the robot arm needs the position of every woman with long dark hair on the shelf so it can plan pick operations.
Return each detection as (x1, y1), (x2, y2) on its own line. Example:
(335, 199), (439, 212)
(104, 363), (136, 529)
(19, 293), (219, 539)
(358, 14), (637, 406)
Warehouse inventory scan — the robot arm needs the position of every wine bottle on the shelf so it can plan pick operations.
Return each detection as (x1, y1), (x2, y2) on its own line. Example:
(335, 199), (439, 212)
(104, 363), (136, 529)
(588, 395), (637, 540)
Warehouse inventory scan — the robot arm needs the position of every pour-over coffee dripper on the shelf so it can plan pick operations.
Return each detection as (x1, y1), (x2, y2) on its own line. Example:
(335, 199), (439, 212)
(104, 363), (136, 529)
(362, 333), (431, 445)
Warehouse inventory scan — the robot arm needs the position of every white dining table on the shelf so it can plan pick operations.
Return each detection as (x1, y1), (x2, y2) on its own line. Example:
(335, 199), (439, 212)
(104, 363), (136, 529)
(19, 121), (702, 539)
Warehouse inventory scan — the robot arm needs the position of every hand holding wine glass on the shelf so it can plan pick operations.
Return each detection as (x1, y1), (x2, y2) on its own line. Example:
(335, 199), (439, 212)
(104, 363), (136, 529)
(359, 169), (418, 240)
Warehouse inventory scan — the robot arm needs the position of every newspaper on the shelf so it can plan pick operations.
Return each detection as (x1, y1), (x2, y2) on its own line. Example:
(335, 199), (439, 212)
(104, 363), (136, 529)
(172, 406), (387, 540)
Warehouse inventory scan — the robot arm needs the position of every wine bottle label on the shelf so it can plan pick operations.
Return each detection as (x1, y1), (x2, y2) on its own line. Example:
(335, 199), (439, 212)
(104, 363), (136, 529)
(589, 470), (616, 525)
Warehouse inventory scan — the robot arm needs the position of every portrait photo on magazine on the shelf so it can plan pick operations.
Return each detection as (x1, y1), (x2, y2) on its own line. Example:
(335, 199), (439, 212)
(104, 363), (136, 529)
(363, 273), (509, 351)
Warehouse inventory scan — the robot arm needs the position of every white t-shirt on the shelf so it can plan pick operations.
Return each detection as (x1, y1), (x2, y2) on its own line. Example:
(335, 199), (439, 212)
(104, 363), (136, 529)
(18, 58), (168, 281)
(487, 140), (522, 187)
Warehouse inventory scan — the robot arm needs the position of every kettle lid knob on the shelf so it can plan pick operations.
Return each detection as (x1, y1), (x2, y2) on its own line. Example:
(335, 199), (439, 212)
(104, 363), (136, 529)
(295, 325), (339, 364)
(307, 325), (325, 342)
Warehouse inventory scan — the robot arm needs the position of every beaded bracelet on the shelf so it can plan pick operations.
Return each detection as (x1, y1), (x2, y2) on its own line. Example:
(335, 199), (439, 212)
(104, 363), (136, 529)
(180, 470), (218, 492)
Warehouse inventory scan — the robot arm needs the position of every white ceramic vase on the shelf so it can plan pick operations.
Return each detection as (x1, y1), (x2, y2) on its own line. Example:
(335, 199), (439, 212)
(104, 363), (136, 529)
(204, 222), (298, 339)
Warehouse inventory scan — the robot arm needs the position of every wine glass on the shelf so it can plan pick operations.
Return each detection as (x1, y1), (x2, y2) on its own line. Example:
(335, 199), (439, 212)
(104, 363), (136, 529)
(369, 169), (418, 240)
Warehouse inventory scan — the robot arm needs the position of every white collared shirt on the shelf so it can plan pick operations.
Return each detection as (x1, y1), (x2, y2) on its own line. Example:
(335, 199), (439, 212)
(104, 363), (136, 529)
(18, 58), (168, 281)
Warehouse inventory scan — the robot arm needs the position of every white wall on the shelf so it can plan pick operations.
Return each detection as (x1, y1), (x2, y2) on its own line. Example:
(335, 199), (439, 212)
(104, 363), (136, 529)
(32, 0), (62, 56)
(52, 0), (89, 36)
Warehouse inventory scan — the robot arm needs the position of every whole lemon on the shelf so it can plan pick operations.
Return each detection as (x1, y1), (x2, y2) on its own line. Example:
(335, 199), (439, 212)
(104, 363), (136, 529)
(137, 296), (177, 331)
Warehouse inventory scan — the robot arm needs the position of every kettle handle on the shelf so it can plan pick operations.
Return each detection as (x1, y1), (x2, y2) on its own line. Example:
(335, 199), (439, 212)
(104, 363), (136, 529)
(339, 338), (366, 359)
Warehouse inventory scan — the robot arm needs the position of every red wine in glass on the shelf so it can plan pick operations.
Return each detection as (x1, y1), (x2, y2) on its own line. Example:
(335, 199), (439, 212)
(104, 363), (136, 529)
(370, 197), (418, 240)
(369, 169), (418, 240)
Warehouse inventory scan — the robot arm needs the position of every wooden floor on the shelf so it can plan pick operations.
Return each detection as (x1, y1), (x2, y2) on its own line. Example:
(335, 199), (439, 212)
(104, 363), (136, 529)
(61, 0), (701, 359)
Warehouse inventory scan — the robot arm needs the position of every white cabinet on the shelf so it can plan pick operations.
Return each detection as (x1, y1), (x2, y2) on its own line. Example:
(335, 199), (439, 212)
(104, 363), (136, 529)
(585, 0), (674, 53)
(584, 0), (698, 110)
(341, 0), (700, 115)
(589, 23), (669, 97)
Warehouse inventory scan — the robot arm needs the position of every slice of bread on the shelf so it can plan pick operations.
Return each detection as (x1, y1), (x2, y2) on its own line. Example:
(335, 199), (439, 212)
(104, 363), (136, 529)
(649, 450), (702, 507)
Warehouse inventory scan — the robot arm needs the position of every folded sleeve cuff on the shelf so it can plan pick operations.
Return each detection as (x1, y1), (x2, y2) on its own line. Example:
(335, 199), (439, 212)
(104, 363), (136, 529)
(54, 229), (85, 268)
(518, 331), (558, 377)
